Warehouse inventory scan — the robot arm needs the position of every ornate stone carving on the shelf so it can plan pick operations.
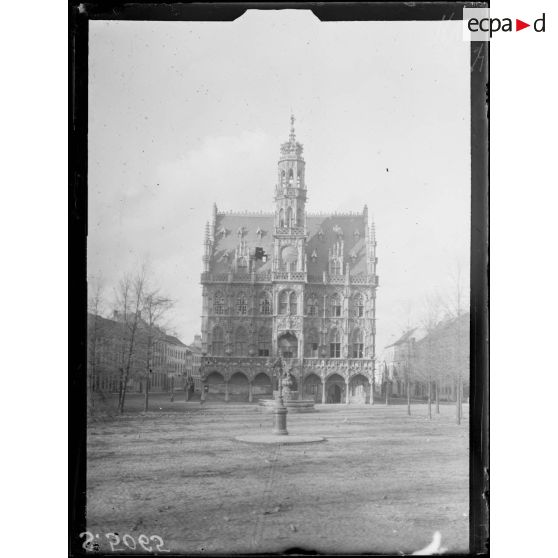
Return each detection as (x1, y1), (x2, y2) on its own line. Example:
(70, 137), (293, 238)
(277, 315), (302, 330)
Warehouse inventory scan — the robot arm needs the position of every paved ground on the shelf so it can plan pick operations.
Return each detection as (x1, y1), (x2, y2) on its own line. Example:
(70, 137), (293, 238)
(86, 396), (469, 554)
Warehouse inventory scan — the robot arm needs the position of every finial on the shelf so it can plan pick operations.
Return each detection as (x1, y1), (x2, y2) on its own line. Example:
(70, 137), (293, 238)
(289, 113), (296, 142)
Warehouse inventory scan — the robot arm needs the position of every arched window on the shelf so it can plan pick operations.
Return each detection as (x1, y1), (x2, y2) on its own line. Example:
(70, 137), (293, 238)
(214, 292), (225, 315)
(237, 293), (247, 315)
(297, 169), (301, 186)
(288, 168), (294, 185)
(279, 291), (289, 315)
(329, 328), (341, 358)
(235, 327), (247, 356)
(281, 170), (286, 185)
(307, 295), (319, 316)
(306, 328), (319, 357)
(258, 328), (271, 357)
(354, 293), (364, 317)
(279, 208), (285, 228)
(286, 207), (293, 227)
(297, 208), (303, 226)
(259, 292), (272, 315)
(212, 326), (224, 356)
(331, 293), (342, 317)
(352, 328), (364, 358)
(289, 292), (297, 315)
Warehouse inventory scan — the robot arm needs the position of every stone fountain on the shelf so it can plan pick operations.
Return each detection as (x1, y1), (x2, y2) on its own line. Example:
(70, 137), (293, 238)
(259, 362), (316, 413)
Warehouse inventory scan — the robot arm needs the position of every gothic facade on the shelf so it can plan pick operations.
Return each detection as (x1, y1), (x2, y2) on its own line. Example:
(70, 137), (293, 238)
(199, 117), (379, 404)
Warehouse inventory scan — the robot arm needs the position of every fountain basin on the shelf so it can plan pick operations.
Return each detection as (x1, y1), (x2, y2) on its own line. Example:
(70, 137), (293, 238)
(258, 398), (316, 413)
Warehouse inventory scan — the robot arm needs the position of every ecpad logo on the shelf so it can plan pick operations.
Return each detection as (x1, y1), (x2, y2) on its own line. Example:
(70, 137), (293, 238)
(463, 8), (546, 40)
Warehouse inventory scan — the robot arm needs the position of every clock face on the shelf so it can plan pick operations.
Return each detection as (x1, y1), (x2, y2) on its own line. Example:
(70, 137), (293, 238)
(281, 245), (297, 264)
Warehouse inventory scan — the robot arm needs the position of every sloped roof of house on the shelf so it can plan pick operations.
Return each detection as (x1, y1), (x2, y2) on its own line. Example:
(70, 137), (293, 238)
(87, 313), (188, 348)
(385, 328), (418, 349)
(414, 312), (469, 347)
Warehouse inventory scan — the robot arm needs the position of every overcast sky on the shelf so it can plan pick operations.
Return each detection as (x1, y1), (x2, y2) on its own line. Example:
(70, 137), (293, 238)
(88, 11), (470, 354)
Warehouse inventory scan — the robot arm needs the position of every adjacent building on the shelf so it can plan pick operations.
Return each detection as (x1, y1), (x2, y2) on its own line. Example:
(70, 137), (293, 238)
(199, 117), (379, 403)
(381, 313), (470, 401)
(87, 312), (193, 394)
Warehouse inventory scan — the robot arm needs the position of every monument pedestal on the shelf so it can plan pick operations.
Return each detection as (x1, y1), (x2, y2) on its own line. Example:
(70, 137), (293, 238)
(272, 396), (288, 435)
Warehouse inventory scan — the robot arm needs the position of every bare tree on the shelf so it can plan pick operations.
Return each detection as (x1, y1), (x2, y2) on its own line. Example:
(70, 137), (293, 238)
(87, 275), (105, 416)
(383, 361), (390, 405)
(442, 260), (469, 425)
(418, 292), (443, 420)
(403, 339), (414, 416)
(114, 269), (146, 414)
(141, 288), (174, 412)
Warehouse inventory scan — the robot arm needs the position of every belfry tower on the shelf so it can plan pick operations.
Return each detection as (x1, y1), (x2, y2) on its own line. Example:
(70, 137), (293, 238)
(273, 115), (307, 274)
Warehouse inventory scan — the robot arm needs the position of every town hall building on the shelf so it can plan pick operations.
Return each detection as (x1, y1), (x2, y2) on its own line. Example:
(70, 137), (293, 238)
(199, 117), (379, 404)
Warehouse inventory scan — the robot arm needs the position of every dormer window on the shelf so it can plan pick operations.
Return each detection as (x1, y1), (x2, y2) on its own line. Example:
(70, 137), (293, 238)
(317, 228), (324, 241)
(333, 225), (343, 238)
(353, 229), (361, 239)
(237, 226), (244, 238)
(218, 227), (228, 238)
(310, 249), (318, 262)
(256, 227), (264, 239)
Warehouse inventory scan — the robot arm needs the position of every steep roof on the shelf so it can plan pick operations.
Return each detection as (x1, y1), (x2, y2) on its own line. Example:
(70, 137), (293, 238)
(385, 328), (417, 349)
(212, 213), (274, 275)
(306, 213), (368, 277)
(209, 211), (369, 276)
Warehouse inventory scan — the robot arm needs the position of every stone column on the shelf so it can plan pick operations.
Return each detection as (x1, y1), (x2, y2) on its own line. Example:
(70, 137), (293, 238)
(345, 378), (350, 405)
(225, 380), (229, 402)
(248, 381), (253, 403)
(322, 377), (327, 404)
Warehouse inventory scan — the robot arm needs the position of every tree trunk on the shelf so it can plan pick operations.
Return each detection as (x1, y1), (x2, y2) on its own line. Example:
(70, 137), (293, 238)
(117, 368), (124, 412)
(144, 372), (150, 412)
(427, 379), (432, 419)
(435, 380), (440, 414)
(455, 378), (461, 425)
(385, 381), (390, 406)
(407, 379), (411, 416)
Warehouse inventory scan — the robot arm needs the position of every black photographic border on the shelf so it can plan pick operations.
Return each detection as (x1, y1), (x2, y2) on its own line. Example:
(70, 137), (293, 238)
(69, 3), (489, 556)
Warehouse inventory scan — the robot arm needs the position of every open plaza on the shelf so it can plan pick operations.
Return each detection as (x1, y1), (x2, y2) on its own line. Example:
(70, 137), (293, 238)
(86, 395), (469, 554)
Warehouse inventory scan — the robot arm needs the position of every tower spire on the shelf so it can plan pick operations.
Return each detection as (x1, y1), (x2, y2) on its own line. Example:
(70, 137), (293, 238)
(289, 114), (296, 143)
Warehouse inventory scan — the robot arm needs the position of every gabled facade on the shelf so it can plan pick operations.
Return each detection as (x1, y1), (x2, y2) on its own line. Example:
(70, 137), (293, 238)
(199, 117), (379, 404)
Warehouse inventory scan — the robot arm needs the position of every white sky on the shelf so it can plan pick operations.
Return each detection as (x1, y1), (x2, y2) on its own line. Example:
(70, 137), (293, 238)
(88, 10), (470, 353)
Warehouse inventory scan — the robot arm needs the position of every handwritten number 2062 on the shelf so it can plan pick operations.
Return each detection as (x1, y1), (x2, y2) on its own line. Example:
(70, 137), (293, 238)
(79, 531), (170, 552)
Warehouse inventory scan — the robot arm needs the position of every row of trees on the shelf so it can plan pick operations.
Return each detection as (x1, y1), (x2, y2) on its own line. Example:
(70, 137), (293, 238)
(382, 264), (469, 425)
(87, 265), (174, 416)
